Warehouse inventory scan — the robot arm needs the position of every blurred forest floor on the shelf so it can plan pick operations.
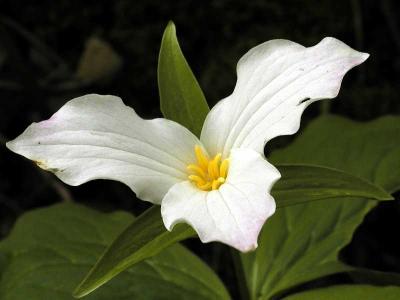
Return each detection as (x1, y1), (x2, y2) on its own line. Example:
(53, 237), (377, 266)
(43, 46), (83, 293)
(0, 0), (399, 297)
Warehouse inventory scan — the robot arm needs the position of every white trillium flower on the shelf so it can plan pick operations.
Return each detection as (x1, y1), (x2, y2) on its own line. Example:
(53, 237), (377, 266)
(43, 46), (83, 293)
(7, 37), (368, 252)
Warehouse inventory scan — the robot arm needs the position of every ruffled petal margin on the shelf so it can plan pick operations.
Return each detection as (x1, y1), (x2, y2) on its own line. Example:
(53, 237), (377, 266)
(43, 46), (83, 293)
(161, 148), (280, 252)
(201, 38), (369, 157)
(7, 94), (200, 204)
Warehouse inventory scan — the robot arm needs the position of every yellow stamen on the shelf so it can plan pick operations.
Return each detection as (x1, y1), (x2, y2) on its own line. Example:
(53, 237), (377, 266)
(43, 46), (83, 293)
(194, 145), (209, 171)
(219, 159), (229, 179)
(188, 175), (206, 186)
(212, 177), (225, 190)
(187, 164), (206, 178)
(187, 146), (229, 191)
(208, 153), (221, 179)
(199, 182), (212, 190)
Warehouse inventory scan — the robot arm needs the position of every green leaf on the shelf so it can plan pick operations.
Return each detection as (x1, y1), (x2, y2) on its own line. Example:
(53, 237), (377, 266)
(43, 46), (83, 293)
(284, 285), (400, 300)
(158, 21), (209, 136)
(241, 197), (372, 300)
(348, 268), (400, 286)
(75, 164), (392, 297)
(271, 115), (400, 194)
(0, 203), (230, 300)
(74, 206), (195, 298)
(241, 115), (400, 300)
(273, 164), (392, 207)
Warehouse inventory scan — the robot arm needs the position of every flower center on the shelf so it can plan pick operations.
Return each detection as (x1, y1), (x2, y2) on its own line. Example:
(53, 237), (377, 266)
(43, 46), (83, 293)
(187, 145), (229, 191)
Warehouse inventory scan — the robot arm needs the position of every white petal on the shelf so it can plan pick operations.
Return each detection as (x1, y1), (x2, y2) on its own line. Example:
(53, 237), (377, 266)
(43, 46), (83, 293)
(201, 38), (369, 157)
(7, 94), (200, 204)
(161, 148), (280, 252)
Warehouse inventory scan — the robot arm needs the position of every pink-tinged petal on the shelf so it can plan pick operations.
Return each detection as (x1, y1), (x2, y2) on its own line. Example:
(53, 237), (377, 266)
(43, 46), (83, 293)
(161, 148), (280, 252)
(7, 94), (201, 204)
(200, 38), (369, 157)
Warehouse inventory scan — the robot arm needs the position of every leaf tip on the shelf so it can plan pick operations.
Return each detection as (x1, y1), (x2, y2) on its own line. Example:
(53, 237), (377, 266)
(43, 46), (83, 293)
(166, 20), (175, 28)
(72, 272), (100, 299)
(165, 20), (176, 35)
(371, 182), (394, 201)
(378, 191), (394, 201)
(72, 284), (89, 299)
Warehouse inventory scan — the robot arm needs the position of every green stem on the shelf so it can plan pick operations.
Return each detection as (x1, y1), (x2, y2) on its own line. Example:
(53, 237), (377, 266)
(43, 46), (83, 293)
(230, 248), (250, 300)
(320, 100), (331, 115)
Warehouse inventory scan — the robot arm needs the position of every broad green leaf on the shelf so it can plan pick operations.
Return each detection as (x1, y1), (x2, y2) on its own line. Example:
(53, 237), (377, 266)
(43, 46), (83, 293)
(241, 115), (400, 300)
(284, 285), (400, 300)
(348, 268), (400, 286)
(272, 115), (400, 194)
(158, 21), (209, 136)
(0, 203), (230, 300)
(273, 164), (392, 207)
(0, 252), (7, 278)
(74, 206), (195, 298)
(241, 197), (373, 300)
(76, 163), (392, 297)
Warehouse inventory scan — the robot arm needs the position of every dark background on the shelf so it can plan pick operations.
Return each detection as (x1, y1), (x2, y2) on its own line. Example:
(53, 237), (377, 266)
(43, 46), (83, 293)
(1, 0), (399, 298)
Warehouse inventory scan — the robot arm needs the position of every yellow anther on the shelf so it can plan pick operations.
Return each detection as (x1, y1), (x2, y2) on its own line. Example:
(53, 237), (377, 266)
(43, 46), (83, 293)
(208, 153), (221, 179)
(199, 182), (212, 191)
(194, 145), (209, 171)
(188, 146), (229, 191)
(187, 164), (206, 178)
(188, 175), (206, 186)
(219, 159), (229, 179)
(212, 177), (225, 190)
